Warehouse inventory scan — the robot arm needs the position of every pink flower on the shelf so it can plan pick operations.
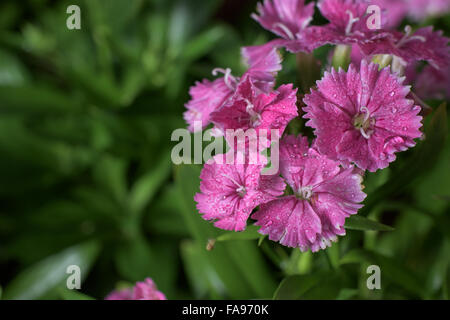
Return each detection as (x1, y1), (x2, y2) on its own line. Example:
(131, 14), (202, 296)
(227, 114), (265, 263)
(360, 26), (450, 69)
(105, 288), (133, 300)
(184, 78), (234, 132)
(370, 0), (408, 29)
(305, 0), (393, 49)
(194, 152), (285, 231)
(210, 75), (298, 146)
(252, 135), (366, 251)
(251, 0), (315, 52)
(105, 278), (166, 300)
(407, 63), (450, 101)
(303, 61), (423, 172)
(184, 42), (282, 132)
(241, 42), (283, 92)
(408, 0), (450, 21)
(133, 278), (167, 300)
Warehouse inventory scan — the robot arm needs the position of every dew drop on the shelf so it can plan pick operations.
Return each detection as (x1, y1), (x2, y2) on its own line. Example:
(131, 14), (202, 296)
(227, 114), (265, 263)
(389, 91), (395, 97)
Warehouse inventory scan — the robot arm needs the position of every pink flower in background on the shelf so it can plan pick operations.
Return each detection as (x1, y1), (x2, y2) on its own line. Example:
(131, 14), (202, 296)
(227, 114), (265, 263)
(360, 26), (450, 70)
(408, 0), (450, 21)
(184, 42), (282, 132)
(252, 135), (366, 251)
(105, 288), (133, 300)
(251, 0), (315, 52)
(105, 278), (166, 300)
(195, 152), (285, 231)
(210, 75), (298, 146)
(370, 0), (408, 29)
(303, 61), (423, 172)
(305, 0), (393, 49)
(407, 63), (450, 100)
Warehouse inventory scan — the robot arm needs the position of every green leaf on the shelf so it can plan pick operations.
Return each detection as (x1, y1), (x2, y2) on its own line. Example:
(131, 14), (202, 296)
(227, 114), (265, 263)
(336, 288), (358, 300)
(216, 225), (261, 242)
(3, 241), (101, 300)
(273, 271), (341, 300)
(340, 249), (426, 298)
(128, 150), (172, 216)
(183, 25), (226, 61)
(345, 216), (394, 231)
(58, 288), (95, 300)
(0, 49), (30, 85)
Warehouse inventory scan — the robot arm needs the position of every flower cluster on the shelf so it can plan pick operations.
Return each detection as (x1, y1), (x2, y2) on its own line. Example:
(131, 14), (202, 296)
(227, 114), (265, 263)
(184, 0), (448, 252)
(105, 278), (166, 300)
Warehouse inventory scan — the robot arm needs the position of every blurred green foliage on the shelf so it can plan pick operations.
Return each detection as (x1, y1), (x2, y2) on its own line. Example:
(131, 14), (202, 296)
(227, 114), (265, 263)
(0, 0), (449, 300)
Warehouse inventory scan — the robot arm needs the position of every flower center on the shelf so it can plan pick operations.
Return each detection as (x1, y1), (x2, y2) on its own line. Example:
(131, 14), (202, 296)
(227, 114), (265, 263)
(221, 174), (246, 198)
(353, 106), (375, 139)
(245, 99), (262, 127)
(295, 186), (313, 200)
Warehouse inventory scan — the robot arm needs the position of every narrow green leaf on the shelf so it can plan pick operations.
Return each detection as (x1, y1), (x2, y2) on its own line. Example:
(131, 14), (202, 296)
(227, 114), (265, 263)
(128, 150), (172, 215)
(345, 216), (394, 231)
(3, 241), (100, 300)
(58, 288), (95, 300)
(340, 249), (426, 298)
(273, 271), (340, 300)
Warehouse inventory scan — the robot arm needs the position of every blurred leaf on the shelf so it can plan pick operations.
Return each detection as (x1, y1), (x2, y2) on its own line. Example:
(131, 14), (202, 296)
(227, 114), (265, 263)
(0, 49), (29, 85)
(216, 225), (261, 242)
(128, 150), (172, 215)
(58, 288), (95, 300)
(336, 288), (358, 300)
(3, 241), (100, 300)
(183, 25), (226, 62)
(273, 271), (341, 300)
(340, 249), (426, 298)
(0, 85), (81, 114)
(345, 216), (394, 231)
(180, 240), (224, 299)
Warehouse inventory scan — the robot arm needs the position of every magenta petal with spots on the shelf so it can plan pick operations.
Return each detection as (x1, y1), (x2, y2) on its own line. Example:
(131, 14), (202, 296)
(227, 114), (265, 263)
(252, 135), (365, 251)
(303, 61), (423, 172)
(184, 78), (233, 132)
(210, 76), (298, 146)
(195, 152), (285, 231)
(242, 41), (283, 92)
(304, 0), (393, 49)
(251, 0), (314, 52)
(360, 26), (450, 69)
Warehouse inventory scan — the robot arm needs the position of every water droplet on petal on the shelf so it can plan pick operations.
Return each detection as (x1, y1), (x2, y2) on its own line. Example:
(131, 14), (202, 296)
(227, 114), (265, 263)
(389, 91), (395, 97)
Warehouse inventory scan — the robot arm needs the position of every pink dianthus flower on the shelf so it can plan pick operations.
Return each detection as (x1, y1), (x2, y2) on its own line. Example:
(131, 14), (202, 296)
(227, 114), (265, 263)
(184, 42), (282, 132)
(105, 278), (166, 300)
(251, 0), (315, 52)
(194, 152), (285, 231)
(252, 135), (366, 251)
(303, 61), (423, 172)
